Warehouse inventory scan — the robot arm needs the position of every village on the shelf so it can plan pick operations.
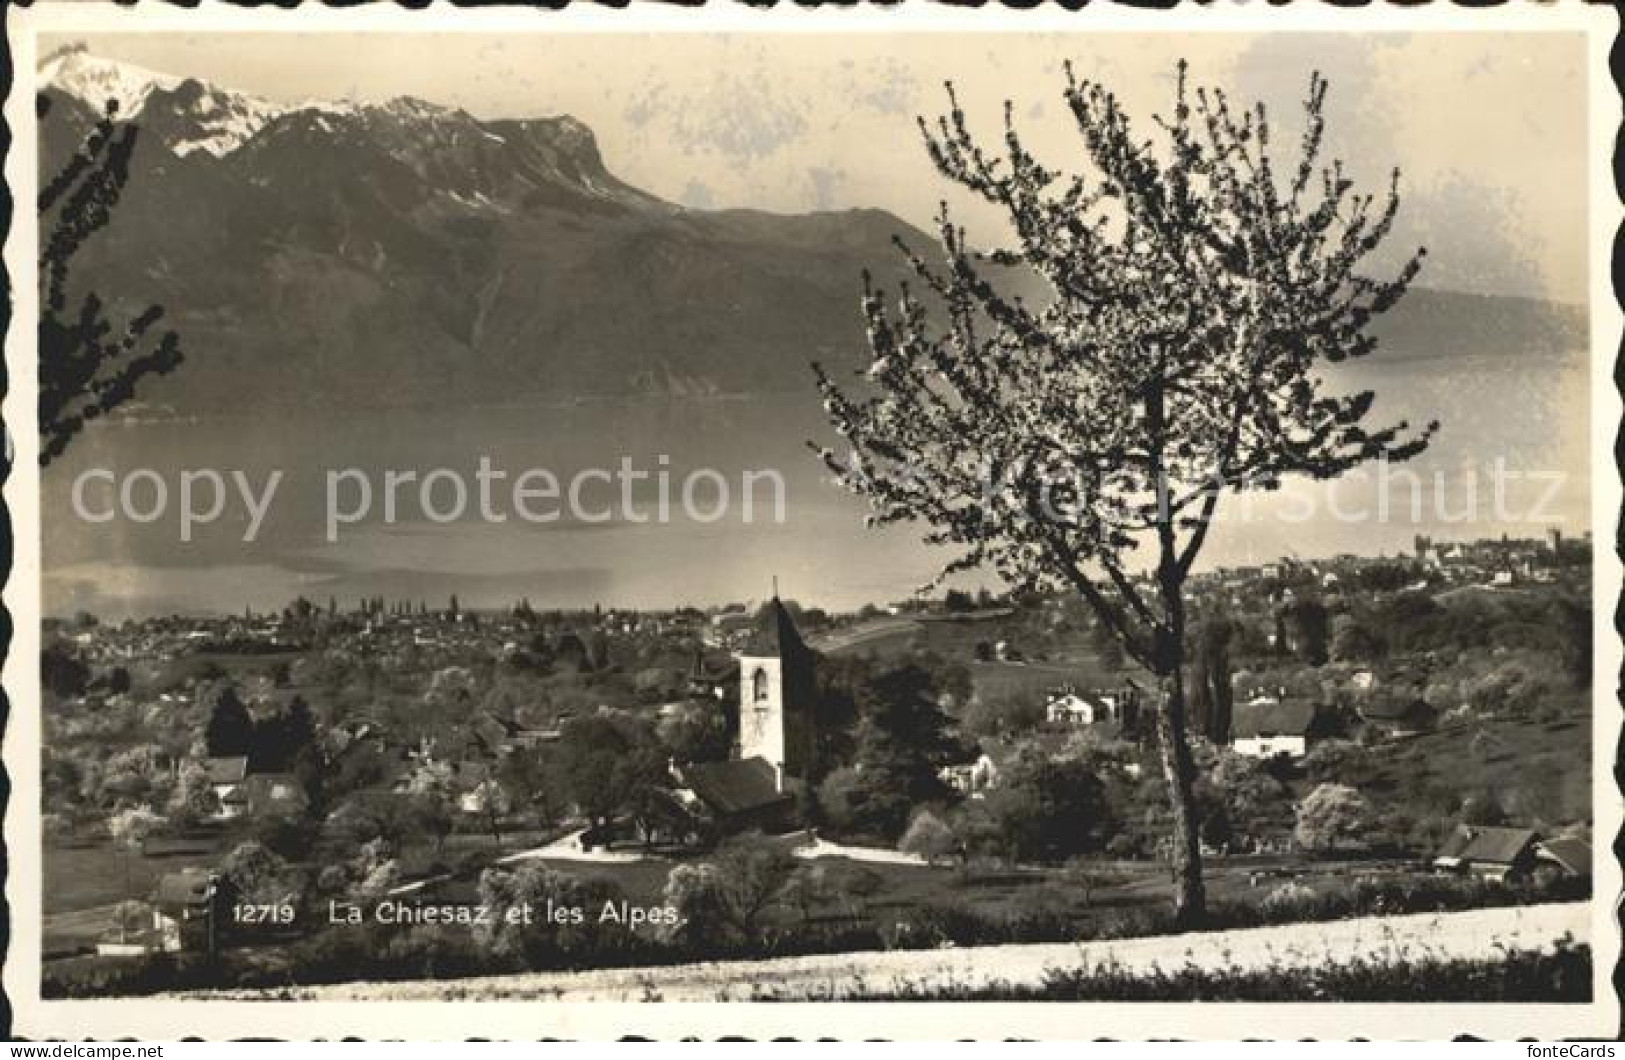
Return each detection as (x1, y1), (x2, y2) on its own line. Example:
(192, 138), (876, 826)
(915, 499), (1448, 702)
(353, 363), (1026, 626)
(40, 531), (1594, 994)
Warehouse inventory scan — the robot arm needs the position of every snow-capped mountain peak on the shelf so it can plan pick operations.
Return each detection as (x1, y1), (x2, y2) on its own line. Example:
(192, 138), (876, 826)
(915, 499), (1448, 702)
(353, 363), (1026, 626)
(39, 43), (181, 118)
(39, 42), (292, 157)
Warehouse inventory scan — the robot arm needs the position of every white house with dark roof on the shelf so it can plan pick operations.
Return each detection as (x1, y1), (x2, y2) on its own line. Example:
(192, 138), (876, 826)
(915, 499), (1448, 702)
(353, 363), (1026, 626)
(203, 755), (250, 819)
(1230, 695), (1319, 759)
(1433, 824), (1541, 882)
(1045, 689), (1101, 726)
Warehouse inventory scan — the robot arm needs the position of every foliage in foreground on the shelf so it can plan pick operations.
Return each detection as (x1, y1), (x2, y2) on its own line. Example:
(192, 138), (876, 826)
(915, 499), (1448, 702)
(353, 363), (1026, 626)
(750, 938), (1592, 1003)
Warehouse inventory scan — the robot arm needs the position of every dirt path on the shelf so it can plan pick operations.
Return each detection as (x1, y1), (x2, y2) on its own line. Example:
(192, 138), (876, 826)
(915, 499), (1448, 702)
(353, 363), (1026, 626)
(178, 901), (1588, 1002)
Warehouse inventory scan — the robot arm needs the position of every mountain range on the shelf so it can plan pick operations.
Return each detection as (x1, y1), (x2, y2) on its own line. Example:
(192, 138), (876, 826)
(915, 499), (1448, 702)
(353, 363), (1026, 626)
(39, 45), (1587, 416)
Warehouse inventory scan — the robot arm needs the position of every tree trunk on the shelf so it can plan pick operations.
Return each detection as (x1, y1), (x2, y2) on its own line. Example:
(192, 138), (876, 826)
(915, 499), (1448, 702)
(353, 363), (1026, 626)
(1154, 663), (1206, 928)
(1144, 371), (1205, 926)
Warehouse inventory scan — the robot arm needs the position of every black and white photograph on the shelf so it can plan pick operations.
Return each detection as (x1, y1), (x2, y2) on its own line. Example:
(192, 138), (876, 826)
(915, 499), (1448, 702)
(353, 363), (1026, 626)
(5, 1), (1618, 1041)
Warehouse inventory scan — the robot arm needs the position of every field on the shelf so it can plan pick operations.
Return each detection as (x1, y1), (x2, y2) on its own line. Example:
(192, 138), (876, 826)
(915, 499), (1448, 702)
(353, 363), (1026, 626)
(813, 610), (1054, 660)
(44, 838), (220, 918)
(1359, 697), (1593, 829)
(968, 660), (1130, 704)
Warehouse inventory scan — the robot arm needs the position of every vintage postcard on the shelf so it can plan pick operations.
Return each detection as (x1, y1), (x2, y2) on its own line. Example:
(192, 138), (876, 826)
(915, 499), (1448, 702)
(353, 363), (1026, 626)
(4, 0), (1619, 1041)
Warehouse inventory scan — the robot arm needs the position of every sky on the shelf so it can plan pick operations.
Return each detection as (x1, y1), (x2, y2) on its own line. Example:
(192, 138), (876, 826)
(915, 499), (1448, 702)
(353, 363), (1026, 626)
(54, 30), (1590, 304)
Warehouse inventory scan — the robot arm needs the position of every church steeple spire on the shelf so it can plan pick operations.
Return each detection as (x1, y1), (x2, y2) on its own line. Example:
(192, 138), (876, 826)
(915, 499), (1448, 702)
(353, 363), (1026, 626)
(736, 591), (815, 792)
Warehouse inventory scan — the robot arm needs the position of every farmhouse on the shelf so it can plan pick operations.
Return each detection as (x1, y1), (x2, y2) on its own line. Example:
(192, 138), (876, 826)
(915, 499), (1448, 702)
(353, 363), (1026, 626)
(1230, 696), (1318, 759)
(709, 608), (756, 645)
(1432, 824), (1541, 882)
(1358, 695), (1438, 737)
(138, 868), (217, 955)
(1045, 689), (1104, 726)
(1535, 835), (1593, 881)
(939, 752), (999, 796)
(686, 650), (737, 702)
(204, 755), (250, 819)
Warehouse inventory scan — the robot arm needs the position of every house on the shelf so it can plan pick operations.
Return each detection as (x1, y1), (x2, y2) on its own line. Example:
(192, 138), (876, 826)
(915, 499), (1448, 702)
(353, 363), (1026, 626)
(465, 714), (512, 759)
(1432, 824), (1541, 882)
(1046, 690), (1103, 727)
(1358, 696), (1438, 737)
(1535, 835), (1592, 881)
(97, 869), (217, 958)
(204, 756), (250, 820)
(687, 651), (738, 702)
(709, 608), (756, 645)
(939, 752), (999, 796)
(453, 760), (495, 814)
(150, 868), (216, 952)
(1230, 696), (1318, 759)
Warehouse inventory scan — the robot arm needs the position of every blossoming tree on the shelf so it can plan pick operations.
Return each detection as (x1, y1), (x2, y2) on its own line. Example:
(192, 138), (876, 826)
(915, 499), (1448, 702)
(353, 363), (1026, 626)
(813, 63), (1435, 925)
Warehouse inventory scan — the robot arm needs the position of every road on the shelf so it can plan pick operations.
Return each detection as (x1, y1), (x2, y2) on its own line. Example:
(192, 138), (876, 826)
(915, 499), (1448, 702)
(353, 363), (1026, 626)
(176, 901), (1589, 1002)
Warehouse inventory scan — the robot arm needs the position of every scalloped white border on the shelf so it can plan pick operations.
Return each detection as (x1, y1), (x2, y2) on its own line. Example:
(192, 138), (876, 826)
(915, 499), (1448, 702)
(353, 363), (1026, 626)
(4, 0), (1619, 1040)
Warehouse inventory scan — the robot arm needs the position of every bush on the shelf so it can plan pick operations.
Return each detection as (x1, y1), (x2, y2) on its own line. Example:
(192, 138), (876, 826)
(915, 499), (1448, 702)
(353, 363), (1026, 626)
(958, 941), (1590, 1001)
(1294, 783), (1373, 853)
(876, 892), (1080, 952)
(1210, 870), (1589, 931)
(43, 953), (221, 998)
(755, 939), (1592, 1002)
(1257, 882), (1319, 921)
(898, 809), (958, 864)
(251, 813), (320, 860)
(478, 863), (637, 967)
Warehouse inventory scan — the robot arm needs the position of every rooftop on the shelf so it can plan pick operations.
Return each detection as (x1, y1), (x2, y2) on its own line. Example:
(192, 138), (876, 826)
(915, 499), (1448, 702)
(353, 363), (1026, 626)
(1435, 824), (1540, 865)
(151, 868), (213, 910)
(203, 756), (249, 785)
(1537, 835), (1592, 876)
(740, 597), (811, 659)
(1231, 697), (1319, 739)
(681, 757), (790, 817)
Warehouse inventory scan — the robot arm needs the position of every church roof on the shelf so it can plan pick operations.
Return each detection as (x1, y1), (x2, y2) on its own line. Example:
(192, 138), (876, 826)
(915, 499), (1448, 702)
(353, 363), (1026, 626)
(681, 757), (791, 817)
(741, 597), (810, 658)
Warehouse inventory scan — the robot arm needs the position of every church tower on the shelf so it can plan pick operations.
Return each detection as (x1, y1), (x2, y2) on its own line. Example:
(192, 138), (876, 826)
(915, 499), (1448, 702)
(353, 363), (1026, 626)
(737, 596), (818, 791)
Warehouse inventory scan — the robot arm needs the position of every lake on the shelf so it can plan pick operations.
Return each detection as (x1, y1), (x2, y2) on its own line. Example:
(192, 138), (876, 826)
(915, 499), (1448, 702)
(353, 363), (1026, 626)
(40, 349), (1591, 618)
